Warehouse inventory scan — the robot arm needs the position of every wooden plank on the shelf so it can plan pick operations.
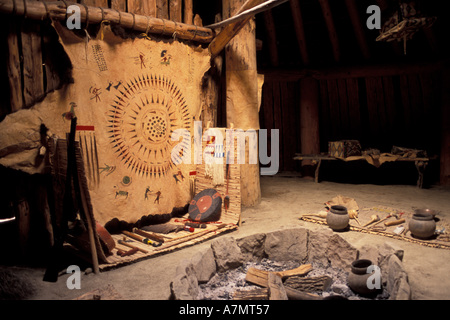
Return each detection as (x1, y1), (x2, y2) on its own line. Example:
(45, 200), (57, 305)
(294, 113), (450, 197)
(382, 76), (397, 137)
(169, 0), (182, 22)
(262, 82), (274, 158)
(111, 0), (126, 12)
(184, 0), (193, 25)
(156, 0), (169, 19)
(272, 82), (283, 170)
(289, 0), (308, 65)
(326, 79), (340, 139)
(299, 77), (320, 164)
(83, 0), (108, 7)
(128, 0), (156, 16)
(268, 272), (288, 300)
(373, 77), (387, 142)
(346, 78), (362, 139)
(21, 19), (44, 108)
(5, 18), (23, 112)
(281, 81), (294, 171)
(399, 75), (412, 137)
(365, 77), (381, 141)
(337, 78), (350, 138)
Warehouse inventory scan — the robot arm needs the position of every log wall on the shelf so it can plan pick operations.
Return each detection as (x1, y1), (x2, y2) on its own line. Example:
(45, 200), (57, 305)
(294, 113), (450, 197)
(0, 0), (199, 120)
(0, 0), (206, 261)
(260, 66), (443, 178)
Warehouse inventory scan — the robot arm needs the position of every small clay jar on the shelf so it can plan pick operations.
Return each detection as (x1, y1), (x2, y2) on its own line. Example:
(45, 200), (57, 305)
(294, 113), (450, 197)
(348, 259), (379, 295)
(326, 205), (349, 231)
(409, 212), (436, 239)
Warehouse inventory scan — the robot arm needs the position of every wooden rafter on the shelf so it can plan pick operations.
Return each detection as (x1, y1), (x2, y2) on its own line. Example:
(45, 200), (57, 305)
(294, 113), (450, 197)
(289, 0), (309, 65)
(318, 0), (340, 62)
(263, 10), (279, 67)
(345, 0), (370, 60)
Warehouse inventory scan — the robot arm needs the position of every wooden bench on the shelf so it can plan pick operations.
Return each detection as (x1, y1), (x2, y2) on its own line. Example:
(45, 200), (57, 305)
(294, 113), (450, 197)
(293, 153), (430, 188)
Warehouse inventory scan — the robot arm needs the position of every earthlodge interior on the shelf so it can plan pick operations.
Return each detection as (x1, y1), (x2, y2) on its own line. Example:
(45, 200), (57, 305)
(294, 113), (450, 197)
(0, 0), (449, 302)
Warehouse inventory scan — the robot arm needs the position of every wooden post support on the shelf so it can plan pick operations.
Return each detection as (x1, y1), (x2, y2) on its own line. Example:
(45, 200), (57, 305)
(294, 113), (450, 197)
(209, 0), (266, 58)
(223, 0), (261, 207)
(299, 77), (320, 171)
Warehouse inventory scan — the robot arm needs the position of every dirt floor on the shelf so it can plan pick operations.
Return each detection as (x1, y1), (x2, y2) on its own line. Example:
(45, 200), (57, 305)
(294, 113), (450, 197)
(5, 175), (450, 300)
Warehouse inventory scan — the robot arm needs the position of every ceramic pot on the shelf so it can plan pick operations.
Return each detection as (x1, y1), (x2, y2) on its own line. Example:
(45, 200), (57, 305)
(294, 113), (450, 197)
(409, 212), (436, 239)
(347, 259), (378, 295)
(326, 205), (349, 231)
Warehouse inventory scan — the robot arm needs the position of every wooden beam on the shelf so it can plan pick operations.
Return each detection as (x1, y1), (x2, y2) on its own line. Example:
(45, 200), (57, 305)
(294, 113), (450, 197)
(169, 0), (182, 22)
(262, 10), (278, 67)
(184, 0), (193, 25)
(224, 0), (261, 207)
(209, 0), (266, 58)
(156, 0), (169, 19)
(0, 0), (214, 43)
(21, 20), (44, 108)
(318, 0), (340, 62)
(259, 59), (449, 81)
(289, 0), (309, 65)
(299, 77), (320, 162)
(127, 0), (157, 16)
(345, 0), (370, 60)
(5, 18), (23, 112)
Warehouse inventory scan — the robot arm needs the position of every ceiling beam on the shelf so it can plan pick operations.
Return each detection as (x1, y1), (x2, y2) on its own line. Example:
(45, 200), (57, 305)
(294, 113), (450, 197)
(318, 0), (340, 62)
(345, 0), (371, 60)
(263, 10), (279, 67)
(289, 0), (309, 65)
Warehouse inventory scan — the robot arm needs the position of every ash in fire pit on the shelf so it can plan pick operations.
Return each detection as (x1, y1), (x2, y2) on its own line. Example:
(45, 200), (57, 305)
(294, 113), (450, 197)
(198, 259), (389, 300)
(170, 228), (411, 300)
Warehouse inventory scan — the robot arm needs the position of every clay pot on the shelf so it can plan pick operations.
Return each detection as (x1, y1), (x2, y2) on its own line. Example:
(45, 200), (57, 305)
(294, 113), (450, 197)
(326, 205), (349, 231)
(348, 259), (379, 295)
(409, 212), (436, 239)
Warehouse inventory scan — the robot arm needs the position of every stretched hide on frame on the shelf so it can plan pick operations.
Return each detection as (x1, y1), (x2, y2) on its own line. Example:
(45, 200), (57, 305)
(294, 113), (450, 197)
(0, 22), (211, 225)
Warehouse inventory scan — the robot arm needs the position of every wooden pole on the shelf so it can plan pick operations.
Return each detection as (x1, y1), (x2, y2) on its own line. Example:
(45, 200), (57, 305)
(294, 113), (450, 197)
(5, 18), (23, 112)
(169, 0), (182, 22)
(289, 0), (309, 65)
(184, 0), (193, 25)
(318, 0), (340, 62)
(224, 0), (261, 207)
(299, 77), (320, 171)
(0, 0), (213, 43)
(209, 0), (266, 58)
(262, 10), (278, 67)
(345, 0), (370, 60)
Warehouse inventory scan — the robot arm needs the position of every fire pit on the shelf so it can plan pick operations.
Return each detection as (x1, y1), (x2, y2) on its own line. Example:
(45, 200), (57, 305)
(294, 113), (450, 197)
(170, 227), (411, 300)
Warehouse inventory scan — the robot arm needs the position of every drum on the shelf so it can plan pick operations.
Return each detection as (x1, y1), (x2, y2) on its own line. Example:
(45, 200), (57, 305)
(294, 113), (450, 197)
(188, 188), (222, 222)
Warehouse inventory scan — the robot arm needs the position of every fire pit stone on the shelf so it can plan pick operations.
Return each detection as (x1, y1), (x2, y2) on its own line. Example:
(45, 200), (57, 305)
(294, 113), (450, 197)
(169, 227), (411, 300)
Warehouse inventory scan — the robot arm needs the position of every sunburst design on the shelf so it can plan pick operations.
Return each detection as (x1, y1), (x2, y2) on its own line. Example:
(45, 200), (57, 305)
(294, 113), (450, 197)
(107, 74), (191, 178)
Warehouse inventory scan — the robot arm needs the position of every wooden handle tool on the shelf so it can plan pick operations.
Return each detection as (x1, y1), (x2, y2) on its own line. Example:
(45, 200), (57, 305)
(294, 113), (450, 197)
(385, 218), (405, 227)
